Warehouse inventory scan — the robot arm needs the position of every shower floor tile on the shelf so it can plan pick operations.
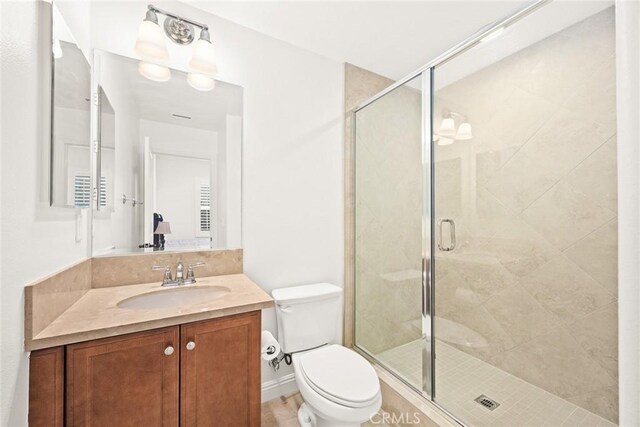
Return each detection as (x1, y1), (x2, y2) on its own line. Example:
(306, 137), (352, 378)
(377, 340), (616, 427)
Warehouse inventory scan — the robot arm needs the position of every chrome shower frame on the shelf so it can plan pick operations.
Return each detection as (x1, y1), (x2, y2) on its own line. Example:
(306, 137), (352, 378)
(350, 0), (551, 425)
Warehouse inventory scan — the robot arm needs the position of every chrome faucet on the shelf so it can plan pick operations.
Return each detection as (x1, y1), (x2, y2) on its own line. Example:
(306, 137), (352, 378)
(175, 260), (185, 284)
(152, 260), (205, 287)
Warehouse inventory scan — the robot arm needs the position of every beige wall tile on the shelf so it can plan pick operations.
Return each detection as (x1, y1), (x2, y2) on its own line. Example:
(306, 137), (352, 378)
(447, 305), (515, 360)
(564, 136), (618, 212)
(344, 64), (395, 348)
(485, 108), (613, 214)
(564, 219), (618, 297)
(493, 328), (615, 400)
(566, 303), (618, 379)
(91, 249), (243, 288)
(519, 255), (615, 324)
(483, 284), (559, 347)
(522, 181), (615, 250)
(567, 385), (618, 424)
(25, 258), (92, 341)
(483, 87), (559, 152)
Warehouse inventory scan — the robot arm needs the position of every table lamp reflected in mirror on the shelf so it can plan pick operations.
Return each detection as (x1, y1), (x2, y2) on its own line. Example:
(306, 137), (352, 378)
(153, 221), (172, 250)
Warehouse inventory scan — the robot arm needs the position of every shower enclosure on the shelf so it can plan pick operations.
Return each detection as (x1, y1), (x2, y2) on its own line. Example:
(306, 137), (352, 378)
(352, 1), (618, 426)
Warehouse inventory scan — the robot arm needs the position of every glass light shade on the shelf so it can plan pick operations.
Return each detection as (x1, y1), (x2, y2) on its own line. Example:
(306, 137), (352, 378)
(189, 39), (218, 77)
(138, 61), (170, 82)
(437, 136), (455, 146)
(187, 73), (216, 91)
(134, 20), (169, 62)
(439, 118), (456, 137)
(455, 122), (473, 140)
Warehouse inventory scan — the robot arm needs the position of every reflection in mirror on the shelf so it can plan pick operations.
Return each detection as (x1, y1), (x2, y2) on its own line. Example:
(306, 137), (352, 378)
(92, 50), (242, 256)
(50, 3), (91, 207)
(98, 88), (114, 211)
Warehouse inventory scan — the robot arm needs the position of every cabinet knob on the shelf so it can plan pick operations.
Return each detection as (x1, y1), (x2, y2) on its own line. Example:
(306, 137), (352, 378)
(186, 341), (196, 351)
(164, 345), (175, 356)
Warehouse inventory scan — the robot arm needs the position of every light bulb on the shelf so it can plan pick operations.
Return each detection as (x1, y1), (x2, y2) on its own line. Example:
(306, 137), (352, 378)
(138, 61), (170, 82)
(134, 11), (169, 62)
(187, 73), (216, 91)
(189, 29), (218, 77)
(439, 118), (456, 137)
(455, 122), (473, 140)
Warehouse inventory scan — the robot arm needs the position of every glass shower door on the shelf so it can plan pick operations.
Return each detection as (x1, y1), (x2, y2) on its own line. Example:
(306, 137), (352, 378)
(353, 73), (432, 395)
(431, 5), (618, 425)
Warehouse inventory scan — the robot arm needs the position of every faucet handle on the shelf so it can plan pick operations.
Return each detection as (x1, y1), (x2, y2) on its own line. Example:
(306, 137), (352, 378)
(185, 262), (205, 284)
(152, 265), (173, 285)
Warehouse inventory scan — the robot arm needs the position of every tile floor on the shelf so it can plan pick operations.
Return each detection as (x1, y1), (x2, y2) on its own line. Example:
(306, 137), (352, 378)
(261, 392), (396, 427)
(377, 339), (617, 427)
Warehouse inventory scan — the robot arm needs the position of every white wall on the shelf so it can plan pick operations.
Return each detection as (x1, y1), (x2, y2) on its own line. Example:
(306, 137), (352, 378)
(139, 119), (218, 245)
(51, 106), (91, 206)
(225, 115), (242, 249)
(154, 155), (210, 241)
(0, 2), (88, 425)
(92, 51), (142, 253)
(88, 0), (344, 389)
(616, 0), (640, 425)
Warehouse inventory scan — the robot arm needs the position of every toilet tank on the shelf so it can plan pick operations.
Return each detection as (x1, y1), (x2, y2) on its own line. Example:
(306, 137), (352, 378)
(272, 283), (342, 353)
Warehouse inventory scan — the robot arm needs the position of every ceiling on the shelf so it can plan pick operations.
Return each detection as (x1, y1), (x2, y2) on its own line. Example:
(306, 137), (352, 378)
(188, 1), (532, 80)
(102, 52), (243, 132)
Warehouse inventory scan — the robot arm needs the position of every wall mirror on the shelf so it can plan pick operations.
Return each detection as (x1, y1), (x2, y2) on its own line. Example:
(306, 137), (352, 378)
(50, 3), (92, 207)
(92, 50), (243, 255)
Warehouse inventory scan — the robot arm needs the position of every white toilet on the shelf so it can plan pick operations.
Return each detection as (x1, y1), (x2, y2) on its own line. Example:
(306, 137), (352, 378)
(272, 283), (382, 427)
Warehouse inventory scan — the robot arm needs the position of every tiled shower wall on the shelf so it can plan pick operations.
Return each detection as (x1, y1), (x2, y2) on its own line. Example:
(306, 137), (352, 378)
(354, 73), (423, 356)
(434, 8), (617, 422)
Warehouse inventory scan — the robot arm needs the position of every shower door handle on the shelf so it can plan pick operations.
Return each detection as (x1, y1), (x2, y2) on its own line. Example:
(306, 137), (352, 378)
(438, 219), (456, 251)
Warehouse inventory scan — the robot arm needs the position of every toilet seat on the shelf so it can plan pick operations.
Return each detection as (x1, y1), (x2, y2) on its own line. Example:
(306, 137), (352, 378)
(298, 345), (380, 408)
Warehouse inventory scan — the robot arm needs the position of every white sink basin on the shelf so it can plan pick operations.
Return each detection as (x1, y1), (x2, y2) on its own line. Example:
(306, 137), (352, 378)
(117, 286), (230, 310)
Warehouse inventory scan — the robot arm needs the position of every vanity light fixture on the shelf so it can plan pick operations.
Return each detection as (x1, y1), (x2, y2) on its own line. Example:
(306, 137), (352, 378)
(134, 5), (218, 91)
(138, 61), (171, 82)
(437, 111), (473, 145)
(187, 72), (216, 91)
(455, 122), (473, 140)
(439, 118), (456, 137)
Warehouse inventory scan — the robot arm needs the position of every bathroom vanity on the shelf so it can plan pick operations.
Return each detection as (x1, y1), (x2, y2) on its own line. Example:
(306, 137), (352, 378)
(25, 256), (273, 427)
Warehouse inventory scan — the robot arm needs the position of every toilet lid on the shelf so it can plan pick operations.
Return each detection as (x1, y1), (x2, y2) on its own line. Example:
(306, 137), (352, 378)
(299, 345), (380, 408)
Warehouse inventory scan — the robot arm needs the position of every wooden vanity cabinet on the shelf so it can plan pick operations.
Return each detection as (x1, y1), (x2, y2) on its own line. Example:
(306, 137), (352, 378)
(29, 347), (64, 427)
(181, 312), (261, 427)
(29, 311), (261, 427)
(66, 326), (180, 427)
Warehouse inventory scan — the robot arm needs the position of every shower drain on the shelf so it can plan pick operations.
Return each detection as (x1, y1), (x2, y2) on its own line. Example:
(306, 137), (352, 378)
(474, 395), (500, 411)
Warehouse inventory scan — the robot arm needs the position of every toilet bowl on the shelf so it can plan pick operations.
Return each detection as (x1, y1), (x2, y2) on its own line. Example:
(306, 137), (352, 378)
(272, 283), (381, 427)
(293, 344), (381, 427)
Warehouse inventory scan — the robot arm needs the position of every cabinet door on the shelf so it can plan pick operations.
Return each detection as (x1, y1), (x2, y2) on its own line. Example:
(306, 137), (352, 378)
(181, 311), (261, 427)
(66, 327), (179, 427)
(29, 347), (64, 427)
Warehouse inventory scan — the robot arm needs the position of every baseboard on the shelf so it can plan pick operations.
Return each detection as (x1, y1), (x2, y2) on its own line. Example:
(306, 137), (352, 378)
(261, 373), (298, 402)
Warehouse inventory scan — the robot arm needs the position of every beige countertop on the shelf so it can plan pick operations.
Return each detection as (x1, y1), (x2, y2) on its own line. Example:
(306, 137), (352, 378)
(26, 274), (273, 351)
